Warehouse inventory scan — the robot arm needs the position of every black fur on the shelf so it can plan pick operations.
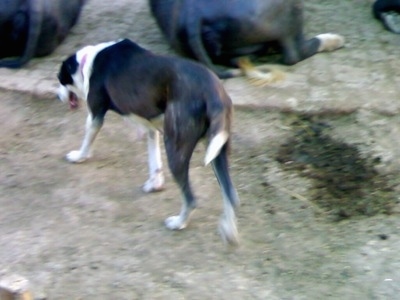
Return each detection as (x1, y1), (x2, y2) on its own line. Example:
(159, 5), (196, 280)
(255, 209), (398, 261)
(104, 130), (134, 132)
(150, 0), (325, 78)
(58, 39), (239, 244)
(58, 55), (78, 86)
(0, 0), (86, 68)
(373, 0), (400, 33)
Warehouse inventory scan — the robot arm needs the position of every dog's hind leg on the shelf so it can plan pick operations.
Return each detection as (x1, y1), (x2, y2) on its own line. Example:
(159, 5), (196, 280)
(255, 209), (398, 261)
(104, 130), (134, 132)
(211, 144), (240, 246)
(66, 113), (103, 163)
(164, 137), (198, 231)
(142, 129), (165, 192)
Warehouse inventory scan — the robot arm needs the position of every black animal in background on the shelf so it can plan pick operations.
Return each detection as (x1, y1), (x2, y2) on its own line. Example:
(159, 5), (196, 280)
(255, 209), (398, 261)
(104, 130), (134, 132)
(149, 0), (345, 79)
(373, 0), (400, 33)
(0, 0), (86, 68)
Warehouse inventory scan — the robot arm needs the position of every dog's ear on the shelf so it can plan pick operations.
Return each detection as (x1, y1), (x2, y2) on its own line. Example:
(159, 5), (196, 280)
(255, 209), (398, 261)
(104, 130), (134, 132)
(58, 54), (78, 85)
(76, 45), (93, 63)
(65, 56), (79, 74)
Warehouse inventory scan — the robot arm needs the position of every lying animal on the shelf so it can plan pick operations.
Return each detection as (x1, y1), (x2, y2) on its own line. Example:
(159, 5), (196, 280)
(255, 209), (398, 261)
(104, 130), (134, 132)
(149, 0), (345, 79)
(0, 0), (86, 68)
(373, 0), (400, 33)
(57, 39), (240, 245)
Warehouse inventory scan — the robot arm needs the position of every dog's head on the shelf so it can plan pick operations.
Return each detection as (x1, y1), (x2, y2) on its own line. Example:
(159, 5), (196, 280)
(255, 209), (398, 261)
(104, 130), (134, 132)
(57, 51), (89, 110)
(57, 41), (119, 109)
(57, 54), (80, 109)
(57, 45), (93, 110)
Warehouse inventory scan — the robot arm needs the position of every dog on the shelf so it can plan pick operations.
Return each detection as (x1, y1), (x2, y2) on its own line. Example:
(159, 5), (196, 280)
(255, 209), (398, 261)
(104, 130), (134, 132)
(0, 0), (86, 68)
(373, 0), (400, 33)
(149, 0), (345, 79)
(57, 38), (240, 245)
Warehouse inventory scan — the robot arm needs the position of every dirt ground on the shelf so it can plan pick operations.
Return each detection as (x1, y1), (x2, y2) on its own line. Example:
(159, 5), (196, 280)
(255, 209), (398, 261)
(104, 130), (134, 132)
(1, 0), (400, 299)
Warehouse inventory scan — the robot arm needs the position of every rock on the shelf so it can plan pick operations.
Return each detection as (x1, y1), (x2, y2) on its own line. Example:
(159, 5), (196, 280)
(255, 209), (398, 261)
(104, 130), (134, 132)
(0, 275), (33, 300)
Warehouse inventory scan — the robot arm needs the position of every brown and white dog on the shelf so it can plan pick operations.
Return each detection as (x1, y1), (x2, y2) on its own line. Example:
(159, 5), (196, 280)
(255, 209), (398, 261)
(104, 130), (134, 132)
(57, 39), (240, 245)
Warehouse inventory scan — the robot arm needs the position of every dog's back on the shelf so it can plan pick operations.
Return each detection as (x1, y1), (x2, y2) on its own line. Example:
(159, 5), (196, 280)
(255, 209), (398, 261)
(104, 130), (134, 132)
(91, 39), (233, 147)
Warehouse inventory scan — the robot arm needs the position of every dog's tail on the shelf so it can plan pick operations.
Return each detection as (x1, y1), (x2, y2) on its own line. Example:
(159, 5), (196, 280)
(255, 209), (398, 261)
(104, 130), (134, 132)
(204, 95), (240, 245)
(204, 130), (229, 166)
(204, 101), (232, 166)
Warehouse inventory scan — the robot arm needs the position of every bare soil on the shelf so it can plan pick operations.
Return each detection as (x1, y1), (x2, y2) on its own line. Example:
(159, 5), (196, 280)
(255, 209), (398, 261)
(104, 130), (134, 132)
(2, 90), (400, 299)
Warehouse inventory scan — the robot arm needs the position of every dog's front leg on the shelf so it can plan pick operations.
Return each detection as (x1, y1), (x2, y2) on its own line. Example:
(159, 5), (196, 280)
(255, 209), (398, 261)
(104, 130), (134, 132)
(142, 129), (165, 192)
(66, 114), (102, 163)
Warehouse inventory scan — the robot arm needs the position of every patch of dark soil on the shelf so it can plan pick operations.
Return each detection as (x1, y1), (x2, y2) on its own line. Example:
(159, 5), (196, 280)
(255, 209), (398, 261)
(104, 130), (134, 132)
(276, 115), (396, 220)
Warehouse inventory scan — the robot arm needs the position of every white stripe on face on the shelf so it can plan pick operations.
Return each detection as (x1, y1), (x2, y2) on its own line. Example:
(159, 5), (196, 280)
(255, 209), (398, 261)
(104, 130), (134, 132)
(60, 40), (120, 103)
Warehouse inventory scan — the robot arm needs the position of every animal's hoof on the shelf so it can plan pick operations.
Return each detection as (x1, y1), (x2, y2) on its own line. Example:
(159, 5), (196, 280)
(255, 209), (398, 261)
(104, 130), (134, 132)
(65, 150), (88, 163)
(316, 33), (345, 52)
(142, 184), (164, 193)
(142, 175), (165, 193)
(165, 216), (187, 230)
(381, 12), (400, 34)
(219, 215), (239, 246)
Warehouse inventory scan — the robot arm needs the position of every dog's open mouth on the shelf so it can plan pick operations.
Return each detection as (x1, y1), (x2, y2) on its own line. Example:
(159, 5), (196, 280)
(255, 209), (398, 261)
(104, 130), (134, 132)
(69, 91), (79, 109)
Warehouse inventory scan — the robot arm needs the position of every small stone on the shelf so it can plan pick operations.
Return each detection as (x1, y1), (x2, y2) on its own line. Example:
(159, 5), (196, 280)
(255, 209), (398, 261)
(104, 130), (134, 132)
(378, 233), (389, 240)
(0, 274), (33, 300)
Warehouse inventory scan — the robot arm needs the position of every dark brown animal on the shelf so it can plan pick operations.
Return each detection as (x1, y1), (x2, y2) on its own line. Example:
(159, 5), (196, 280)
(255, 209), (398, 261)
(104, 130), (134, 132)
(0, 0), (86, 68)
(150, 0), (344, 79)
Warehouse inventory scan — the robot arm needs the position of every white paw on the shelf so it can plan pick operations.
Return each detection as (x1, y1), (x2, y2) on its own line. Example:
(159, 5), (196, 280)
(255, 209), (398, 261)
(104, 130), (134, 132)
(219, 215), (239, 246)
(66, 150), (89, 163)
(142, 174), (164, 193)
(316, 33), (345, 52)
(165, 215), (187, 230)
(382, 12), (400, 34)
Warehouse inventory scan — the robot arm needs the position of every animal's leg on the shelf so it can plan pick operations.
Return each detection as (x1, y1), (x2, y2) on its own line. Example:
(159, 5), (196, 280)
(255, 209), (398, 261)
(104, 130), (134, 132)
(142, 130), (165, 193)
(281, 36), (306, 65)
(186, 18), (239, 79)
(164, 138), (198, 231)
(380, 11), (400, 33)
(211, 144), (240, 246)
(281, 32), (344, 64)
(315, 33), (345, 52)
(66, 113), (103, 163)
